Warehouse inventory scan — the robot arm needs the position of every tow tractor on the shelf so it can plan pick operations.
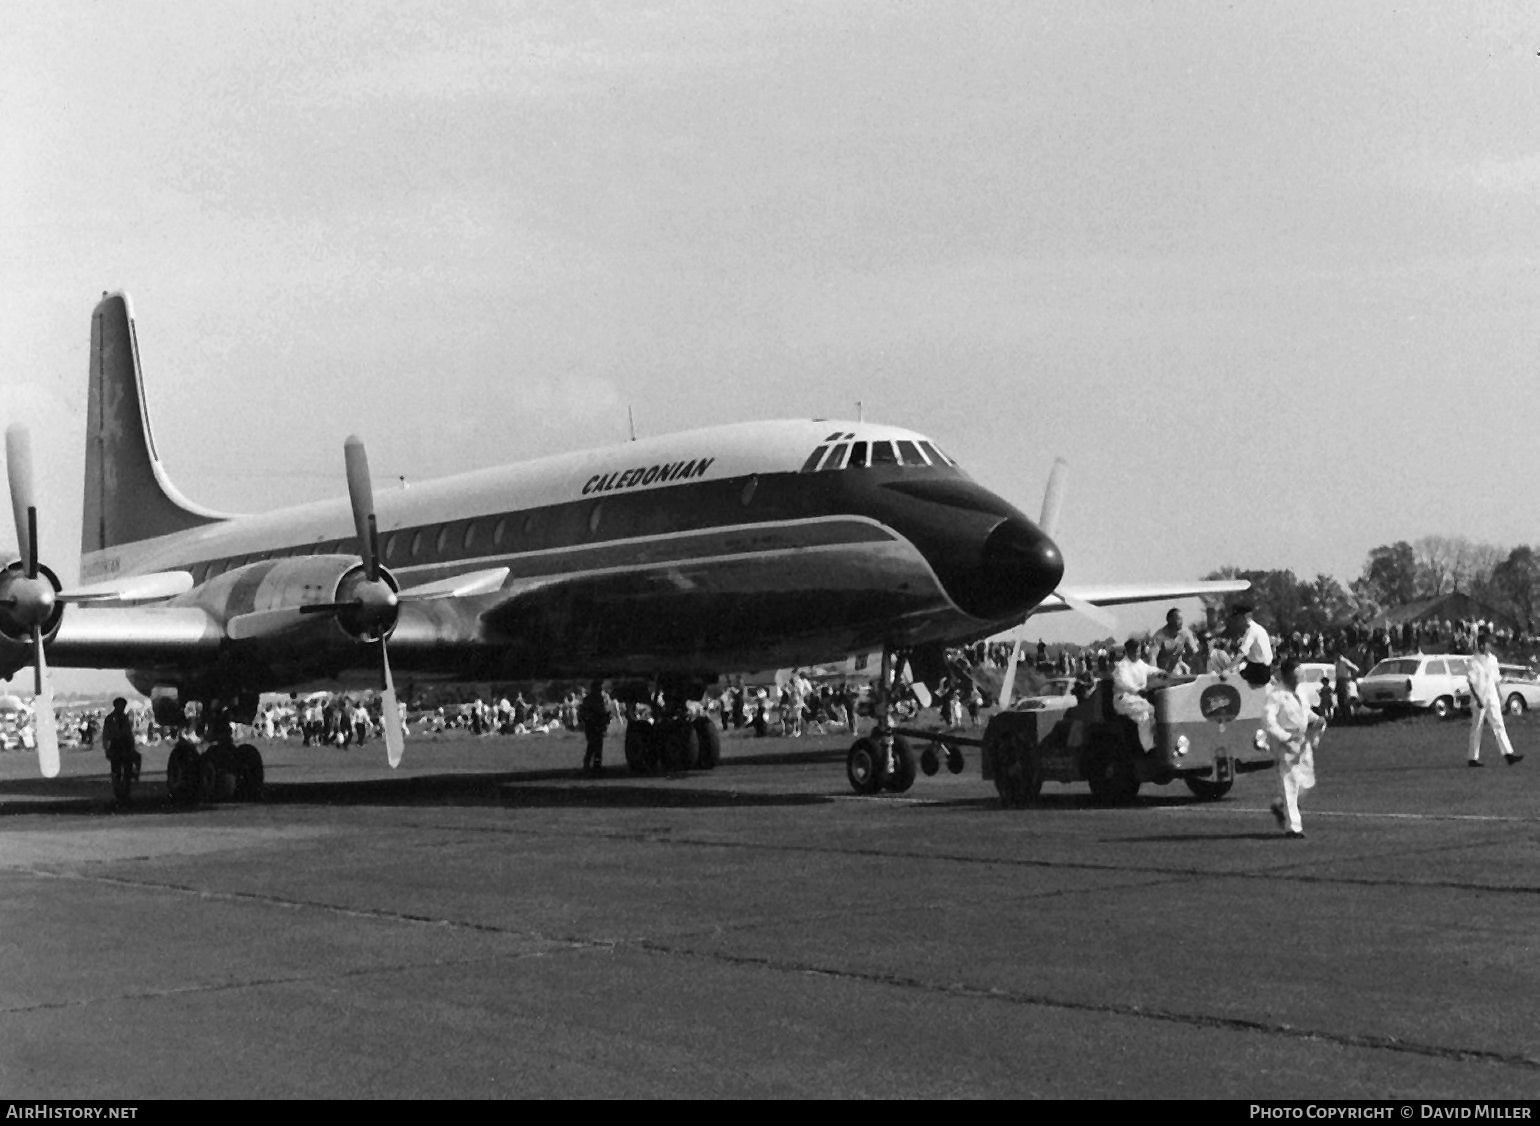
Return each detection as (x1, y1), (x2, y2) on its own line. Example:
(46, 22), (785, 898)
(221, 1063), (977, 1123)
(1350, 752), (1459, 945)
(854, 672), (1278, 806)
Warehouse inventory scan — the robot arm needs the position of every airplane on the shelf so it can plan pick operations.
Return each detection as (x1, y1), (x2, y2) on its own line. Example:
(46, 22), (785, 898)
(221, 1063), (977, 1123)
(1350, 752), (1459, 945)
(0, 291), (1245, 795)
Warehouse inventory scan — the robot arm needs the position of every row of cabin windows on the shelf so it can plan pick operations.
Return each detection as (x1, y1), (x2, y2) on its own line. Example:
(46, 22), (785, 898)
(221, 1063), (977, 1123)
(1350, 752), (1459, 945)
(799, 437), (953, 474)
(186, 512), (552, 584)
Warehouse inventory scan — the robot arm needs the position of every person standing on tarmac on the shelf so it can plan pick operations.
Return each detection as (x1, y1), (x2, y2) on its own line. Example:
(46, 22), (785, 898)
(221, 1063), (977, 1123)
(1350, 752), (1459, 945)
(579, 680), (611, 776)
(1467, 632), (1523, 768)
(102, 696), (140, 801)
(1264, 658), (1325, 839)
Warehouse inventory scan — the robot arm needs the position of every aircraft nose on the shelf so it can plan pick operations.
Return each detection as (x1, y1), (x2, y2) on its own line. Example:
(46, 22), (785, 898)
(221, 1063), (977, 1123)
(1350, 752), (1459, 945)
(962, 517), (1064, 621)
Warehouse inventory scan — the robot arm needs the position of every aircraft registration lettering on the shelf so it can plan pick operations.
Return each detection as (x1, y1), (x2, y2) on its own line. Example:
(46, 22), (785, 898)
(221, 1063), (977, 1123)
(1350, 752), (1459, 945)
(581, 457), (716, 497)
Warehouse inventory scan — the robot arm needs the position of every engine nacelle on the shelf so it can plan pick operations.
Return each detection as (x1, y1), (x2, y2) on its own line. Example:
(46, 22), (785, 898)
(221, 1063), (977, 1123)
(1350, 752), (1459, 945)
(194, 555), (401, 643)
(0, 559), (64, 645)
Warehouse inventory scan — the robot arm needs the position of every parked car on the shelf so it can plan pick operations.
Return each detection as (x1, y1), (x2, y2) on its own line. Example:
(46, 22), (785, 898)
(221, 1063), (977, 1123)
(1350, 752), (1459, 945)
(1497, 665), (1540, 716)
(1357, 655), (1471, 718)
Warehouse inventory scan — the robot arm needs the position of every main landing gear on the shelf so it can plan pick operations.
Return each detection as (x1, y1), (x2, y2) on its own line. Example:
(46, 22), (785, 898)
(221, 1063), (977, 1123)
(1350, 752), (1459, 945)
(624, 715), (722, 775)
(166, 737), (265, 804)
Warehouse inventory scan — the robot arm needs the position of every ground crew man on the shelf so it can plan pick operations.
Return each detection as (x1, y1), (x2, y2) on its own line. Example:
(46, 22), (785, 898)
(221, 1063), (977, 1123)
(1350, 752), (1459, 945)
(1333, 650), (1360, 723)
(102, 696), (140, 802)
(1264, 658), (1324, 838)
(1151, 607), (1199, 673)
(580, 680), (611, 776)
(1467, 632), (1523, 767)
(1226, 604), (1274, 687)
(1112, 639), (1163, 752)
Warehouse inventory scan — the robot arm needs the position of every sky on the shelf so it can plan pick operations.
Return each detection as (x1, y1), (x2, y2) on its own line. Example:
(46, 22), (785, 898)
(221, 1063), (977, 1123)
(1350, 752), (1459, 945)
(2, 1), (1538, 686)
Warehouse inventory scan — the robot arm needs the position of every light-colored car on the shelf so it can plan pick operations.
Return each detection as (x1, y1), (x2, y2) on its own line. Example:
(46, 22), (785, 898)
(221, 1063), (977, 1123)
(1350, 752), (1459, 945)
(1009, 676), (1080, 712)
(1357, 655), (1472, 718)
(1498, 665), (1540, 716)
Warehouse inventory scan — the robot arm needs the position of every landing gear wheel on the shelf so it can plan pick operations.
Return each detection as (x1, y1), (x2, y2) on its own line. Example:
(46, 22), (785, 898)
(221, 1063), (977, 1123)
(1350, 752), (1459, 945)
(625, 723), (662, 776)
(846, 737), (882, 795)
(660, 720), (700, 771)
(1085, 733), (1140, 805)
(166, 739), (201, 804)
(990, 733), (1042, 808)
(692, 716), (721, 770)
(197, 757), (219, 803)
(920, 746), (941, 776)
(882, 734), (916, 793)
(233, 744), (265, 802)
(945, 745), (966, 774)
(1184, 775), (1233, 801)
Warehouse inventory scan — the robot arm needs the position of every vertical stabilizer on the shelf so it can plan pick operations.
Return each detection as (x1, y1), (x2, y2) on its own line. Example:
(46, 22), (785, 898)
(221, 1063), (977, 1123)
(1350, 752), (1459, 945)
(82, 292), (228, 555)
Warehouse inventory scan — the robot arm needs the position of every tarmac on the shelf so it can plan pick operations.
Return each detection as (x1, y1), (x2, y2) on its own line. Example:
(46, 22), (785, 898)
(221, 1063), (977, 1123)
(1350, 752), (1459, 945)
(1, 715), (1538, 1099)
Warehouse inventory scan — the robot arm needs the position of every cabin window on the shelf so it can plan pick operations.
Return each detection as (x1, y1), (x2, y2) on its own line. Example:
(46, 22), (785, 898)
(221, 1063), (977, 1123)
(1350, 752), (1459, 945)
(436, 525), (452, 556)
(463, 522), (479, 552)
(410, 530), (424, 560)
(740, 476), (759, 506)
(493, 517), (508, 548)
(588, 503), (603, 534)
(383, 533), (400, 563)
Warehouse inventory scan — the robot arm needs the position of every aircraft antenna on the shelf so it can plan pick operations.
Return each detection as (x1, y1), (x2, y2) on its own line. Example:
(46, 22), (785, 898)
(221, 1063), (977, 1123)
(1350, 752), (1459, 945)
(856, 400), (864, 422)
(628, 406), (637, 442)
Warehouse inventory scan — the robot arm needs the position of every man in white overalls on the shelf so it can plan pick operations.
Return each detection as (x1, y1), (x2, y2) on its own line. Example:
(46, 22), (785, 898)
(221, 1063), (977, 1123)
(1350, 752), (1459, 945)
(1467, 632), (1523, 768)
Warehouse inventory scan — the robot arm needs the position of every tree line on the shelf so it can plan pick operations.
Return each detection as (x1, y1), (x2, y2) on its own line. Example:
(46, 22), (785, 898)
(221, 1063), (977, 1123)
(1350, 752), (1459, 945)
(1198, 535), (1540, 638)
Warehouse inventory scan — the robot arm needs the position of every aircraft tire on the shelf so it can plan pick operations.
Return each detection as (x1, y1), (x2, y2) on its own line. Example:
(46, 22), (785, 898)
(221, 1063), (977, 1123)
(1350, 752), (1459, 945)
(846, 738), (882, 795)
(883, 734), (916, 793)
(920, 747), (940, 776)
(693, 717), (721, 770)
(166, 739), (201, 804)
(625, 723), (662, 776)
(945, 744), (966, 774)
(1184, 775), (1233, 801)
(661, 721), (699, 771)
(233, 744), (265, 802)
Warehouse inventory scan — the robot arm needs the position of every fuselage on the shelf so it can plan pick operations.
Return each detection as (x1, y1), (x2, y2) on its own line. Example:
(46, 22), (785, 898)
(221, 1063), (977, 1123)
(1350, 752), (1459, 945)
(73, 419), (1062, 690)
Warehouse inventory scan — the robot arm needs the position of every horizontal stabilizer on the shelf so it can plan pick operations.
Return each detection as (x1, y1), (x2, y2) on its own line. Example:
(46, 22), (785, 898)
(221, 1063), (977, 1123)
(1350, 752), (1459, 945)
(1036, 579), (1251, 615)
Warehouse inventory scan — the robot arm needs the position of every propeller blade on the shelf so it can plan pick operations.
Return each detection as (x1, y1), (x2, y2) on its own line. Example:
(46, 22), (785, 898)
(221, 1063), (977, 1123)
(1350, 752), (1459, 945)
(998, 627), (1025, 710)
(380, 638), (404, 769)
(31, 627), (58, 778)
(5, 426), (35, 575)
(343, 436), (378, 582)
(1056, 589), (1119, 633)
(1039, 457), (1068, 540)
(61, 570), (196, 603)
(398, 567), (510, 601)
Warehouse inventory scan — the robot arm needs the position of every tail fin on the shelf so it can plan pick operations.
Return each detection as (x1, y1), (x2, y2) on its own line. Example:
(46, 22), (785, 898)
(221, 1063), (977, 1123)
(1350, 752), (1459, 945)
(82, 292), (227, 556)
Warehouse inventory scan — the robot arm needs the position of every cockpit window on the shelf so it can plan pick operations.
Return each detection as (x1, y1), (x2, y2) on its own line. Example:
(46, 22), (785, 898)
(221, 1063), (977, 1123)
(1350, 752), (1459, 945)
(869, 441), (898, 466)
(820, 442), (850, 471)
(849, 441), (869, 468)
(895, 440), (926, 465)
(916, 440), (952, 466)
(801, 446), (830, 473)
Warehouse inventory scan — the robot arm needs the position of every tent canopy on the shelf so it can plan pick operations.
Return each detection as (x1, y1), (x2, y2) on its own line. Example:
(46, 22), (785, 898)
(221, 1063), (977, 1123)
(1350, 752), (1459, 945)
(1376, 592), (1519, 633)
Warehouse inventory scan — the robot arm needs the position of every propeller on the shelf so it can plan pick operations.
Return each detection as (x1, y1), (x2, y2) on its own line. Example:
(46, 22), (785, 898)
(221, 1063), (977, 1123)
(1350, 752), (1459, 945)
(342, 436), (405, 769)
(996, 459), (1116, 710)
(4, 426), (59, 777)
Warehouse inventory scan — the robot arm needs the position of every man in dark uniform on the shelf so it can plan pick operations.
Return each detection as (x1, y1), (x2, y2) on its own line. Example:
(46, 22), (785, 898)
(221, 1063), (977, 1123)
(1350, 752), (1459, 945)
(102, 696), (140, 802)
(579, 680), (611, 776)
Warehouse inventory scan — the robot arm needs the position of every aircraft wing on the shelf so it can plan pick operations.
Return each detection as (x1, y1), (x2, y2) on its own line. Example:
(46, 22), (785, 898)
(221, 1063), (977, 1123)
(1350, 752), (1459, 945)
(1034, 579), (1251, 615)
